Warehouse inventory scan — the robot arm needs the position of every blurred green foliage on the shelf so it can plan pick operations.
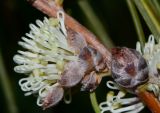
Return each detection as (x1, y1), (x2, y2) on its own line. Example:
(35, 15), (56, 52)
(1, 0), (160, 113)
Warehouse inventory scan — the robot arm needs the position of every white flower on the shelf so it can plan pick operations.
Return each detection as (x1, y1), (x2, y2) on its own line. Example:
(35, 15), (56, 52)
(136, 35), (160, 76)
(99, 81), (144, 113)
(13, 11), (77, 106)
(136, 35), (160, 101)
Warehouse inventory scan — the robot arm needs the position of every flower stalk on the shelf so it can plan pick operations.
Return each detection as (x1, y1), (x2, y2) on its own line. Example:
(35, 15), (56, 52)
(137, 85), (160, 113)
(90, 92), (101, 113)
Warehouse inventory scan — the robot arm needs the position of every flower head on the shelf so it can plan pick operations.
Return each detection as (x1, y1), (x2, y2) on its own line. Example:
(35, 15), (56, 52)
(13, 11), (77, 108)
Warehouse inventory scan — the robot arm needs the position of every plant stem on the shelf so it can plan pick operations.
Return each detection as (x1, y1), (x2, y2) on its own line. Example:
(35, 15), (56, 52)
(0, 49), (18, 113)
(137, 85), (160, 113)
(126, 0), (145, 47)
(78, 0), (114, 47)
(90, 92), (101, 113)
(134, 0), (160, 41)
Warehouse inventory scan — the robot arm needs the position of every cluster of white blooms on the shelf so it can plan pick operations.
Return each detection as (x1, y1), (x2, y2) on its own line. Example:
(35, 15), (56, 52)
(99, 81), (144, 113)
(13, 11), (77, 106)
(136, 35), (160, 76)
(136, 35), (160, 102)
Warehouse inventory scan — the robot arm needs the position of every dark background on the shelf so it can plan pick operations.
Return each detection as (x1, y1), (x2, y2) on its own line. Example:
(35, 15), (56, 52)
(0, 0), (151, 113)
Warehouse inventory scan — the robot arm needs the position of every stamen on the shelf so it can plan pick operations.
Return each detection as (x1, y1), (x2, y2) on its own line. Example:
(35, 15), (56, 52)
(111, 103), (143, 113)
(24, 92), (33, 96)
(136, 42), (142, 55)
(29, 24), (40, 33)
(17, 50), (38, 58)
(63, 88), (72, 104)
(13, 55), (32, 65)
(25, 33), (35, 39)
(118, 97), (139, 105)
(148, 35), (155, 53)
(36, 19), (44, 27)
(147, 83), (160, 100)
(37, 97), (43, 106)
(106, 81), (119, 90)
(57, 10), (67, 36)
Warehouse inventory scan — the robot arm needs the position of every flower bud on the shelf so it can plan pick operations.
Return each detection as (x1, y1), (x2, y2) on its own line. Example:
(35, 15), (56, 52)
(111, 47), (149, 93)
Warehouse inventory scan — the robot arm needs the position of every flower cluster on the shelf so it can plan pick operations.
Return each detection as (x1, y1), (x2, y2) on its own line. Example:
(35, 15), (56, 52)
(136, 35), (160, 77)
(99, 81), (144, 113)
(136, 35), (160, 102)
(13, 11), (77, 107)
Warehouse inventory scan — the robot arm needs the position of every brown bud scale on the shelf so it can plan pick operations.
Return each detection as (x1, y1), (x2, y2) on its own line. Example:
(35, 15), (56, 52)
(111, 47), (149, 93)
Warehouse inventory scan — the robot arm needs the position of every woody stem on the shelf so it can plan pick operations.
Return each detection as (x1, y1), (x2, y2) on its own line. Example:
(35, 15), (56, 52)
(137, 85), (160, 113)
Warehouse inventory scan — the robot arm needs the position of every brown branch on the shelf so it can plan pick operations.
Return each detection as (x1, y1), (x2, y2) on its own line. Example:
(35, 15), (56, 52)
(28, 0), (111, 70)
(137, 90), (160, 113)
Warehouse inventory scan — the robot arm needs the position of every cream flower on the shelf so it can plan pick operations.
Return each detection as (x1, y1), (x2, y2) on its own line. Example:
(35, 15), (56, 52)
(99, 81), (144, 113)
(136, 35), (160, 76)
(136, 34), (160, 102)
(13, 11), (77, 107)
